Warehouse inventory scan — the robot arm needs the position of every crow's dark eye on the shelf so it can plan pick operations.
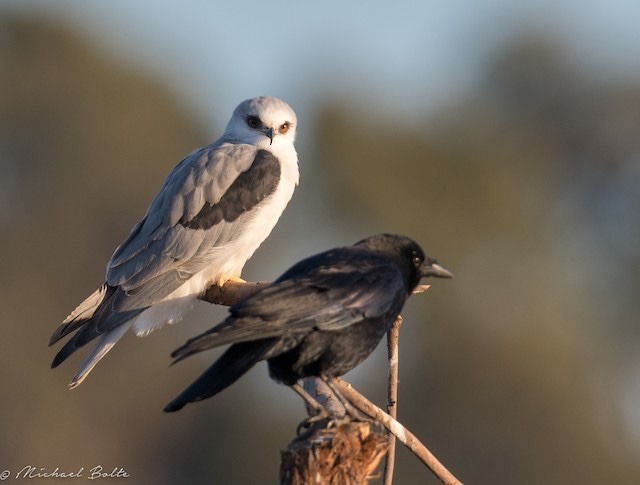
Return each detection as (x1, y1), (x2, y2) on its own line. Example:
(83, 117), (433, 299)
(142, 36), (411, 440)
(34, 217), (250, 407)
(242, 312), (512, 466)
(412, 252), (422, 267)
(247, 116), (261, 128)
(279, 122), (290, 134)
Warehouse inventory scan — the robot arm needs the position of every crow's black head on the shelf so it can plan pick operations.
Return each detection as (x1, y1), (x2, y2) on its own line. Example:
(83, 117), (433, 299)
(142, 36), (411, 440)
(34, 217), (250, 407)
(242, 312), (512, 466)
(355, 233), (453, 291)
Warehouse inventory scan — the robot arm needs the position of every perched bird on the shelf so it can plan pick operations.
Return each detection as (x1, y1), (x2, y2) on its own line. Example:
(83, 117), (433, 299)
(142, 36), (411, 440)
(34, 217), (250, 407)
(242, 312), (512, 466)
(50, 96), (299, 388)
(165, 233), (453, 413)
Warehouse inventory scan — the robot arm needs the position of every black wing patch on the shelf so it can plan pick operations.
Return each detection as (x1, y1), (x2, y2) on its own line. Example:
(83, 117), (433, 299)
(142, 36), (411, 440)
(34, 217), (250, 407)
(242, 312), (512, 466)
(181, 149), (281, 230)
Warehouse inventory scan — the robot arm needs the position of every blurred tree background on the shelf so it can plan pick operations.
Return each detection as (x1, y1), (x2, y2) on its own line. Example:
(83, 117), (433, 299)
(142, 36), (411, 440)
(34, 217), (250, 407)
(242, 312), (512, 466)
(1, 9), (639, 485)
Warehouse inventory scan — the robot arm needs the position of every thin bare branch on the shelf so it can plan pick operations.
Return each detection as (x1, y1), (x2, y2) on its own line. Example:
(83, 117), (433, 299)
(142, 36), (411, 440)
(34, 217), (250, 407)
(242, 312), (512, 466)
(412, 284), (431, 295)
(333, 378), (463, 485)
(384, 286), (428, 484)
(383, 314), (403, 485)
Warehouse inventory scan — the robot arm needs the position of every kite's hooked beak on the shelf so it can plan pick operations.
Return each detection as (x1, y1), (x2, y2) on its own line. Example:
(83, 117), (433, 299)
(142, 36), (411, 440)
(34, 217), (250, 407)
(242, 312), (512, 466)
(265, 127), (275, 145)
(421, 258), (454, 279)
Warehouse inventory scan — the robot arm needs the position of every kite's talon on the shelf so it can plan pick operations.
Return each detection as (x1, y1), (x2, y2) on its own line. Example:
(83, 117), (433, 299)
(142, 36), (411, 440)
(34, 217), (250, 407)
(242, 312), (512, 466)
(227, 275), (247, 284)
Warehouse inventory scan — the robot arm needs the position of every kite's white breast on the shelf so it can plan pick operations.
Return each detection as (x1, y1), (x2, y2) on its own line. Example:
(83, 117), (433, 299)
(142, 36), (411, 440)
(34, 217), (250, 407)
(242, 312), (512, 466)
(132, 142), (299, 337)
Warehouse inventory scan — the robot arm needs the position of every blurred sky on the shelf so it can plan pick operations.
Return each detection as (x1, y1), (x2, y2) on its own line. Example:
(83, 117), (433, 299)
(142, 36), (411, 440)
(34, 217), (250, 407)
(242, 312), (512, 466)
(3, 0), (640, 133)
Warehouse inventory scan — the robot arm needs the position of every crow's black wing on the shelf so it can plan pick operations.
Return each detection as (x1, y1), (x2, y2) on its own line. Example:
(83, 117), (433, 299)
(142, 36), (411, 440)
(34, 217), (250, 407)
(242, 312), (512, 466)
(171, 248), (405, 362)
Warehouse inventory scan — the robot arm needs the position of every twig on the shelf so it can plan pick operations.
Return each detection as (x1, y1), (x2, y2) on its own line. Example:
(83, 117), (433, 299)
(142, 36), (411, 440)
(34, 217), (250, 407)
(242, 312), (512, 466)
(383, 315), (403, 485)
(383, 286), (429, 484)
(412, 284), (431, 295)
(333, 378), (463, 485)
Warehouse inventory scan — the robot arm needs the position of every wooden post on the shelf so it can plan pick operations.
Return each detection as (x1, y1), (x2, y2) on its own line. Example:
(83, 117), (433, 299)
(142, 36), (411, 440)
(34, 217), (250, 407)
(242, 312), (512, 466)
(280, 421), (389, 485)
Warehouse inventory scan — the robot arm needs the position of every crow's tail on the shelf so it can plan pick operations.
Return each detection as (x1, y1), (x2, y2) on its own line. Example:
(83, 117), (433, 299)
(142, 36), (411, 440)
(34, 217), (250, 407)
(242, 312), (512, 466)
(164, 339), (275, 412)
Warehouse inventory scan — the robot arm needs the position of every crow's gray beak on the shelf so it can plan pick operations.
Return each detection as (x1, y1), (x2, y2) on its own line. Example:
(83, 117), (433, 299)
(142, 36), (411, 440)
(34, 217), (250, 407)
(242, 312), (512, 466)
(421, 259), (454, 279)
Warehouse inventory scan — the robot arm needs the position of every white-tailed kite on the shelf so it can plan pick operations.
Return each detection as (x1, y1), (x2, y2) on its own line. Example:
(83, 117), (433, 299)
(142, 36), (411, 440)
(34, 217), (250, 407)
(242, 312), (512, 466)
(50, 96), (299, 388)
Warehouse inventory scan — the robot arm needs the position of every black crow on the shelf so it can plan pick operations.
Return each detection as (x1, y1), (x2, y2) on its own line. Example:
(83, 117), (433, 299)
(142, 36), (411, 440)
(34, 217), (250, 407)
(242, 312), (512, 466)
(164, 233), (452, 412)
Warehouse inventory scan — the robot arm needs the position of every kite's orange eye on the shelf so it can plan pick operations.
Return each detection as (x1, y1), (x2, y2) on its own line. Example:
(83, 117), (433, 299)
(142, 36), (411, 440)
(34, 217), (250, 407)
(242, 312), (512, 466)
(279, 123), (290, 134)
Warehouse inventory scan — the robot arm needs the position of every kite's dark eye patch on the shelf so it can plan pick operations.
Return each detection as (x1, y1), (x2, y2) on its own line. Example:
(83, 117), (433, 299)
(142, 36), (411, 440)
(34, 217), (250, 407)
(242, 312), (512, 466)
(247, 116), (261, 128)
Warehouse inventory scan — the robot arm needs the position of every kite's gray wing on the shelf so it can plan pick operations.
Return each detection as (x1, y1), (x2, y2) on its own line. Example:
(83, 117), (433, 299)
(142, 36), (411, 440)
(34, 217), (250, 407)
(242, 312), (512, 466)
(171, 249), (406, 362)
(106, 143), (281, 310)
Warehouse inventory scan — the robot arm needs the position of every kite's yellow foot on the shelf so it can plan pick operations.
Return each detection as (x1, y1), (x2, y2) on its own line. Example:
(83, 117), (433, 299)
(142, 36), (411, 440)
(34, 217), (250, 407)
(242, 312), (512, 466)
(215, 275), (247, 286)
